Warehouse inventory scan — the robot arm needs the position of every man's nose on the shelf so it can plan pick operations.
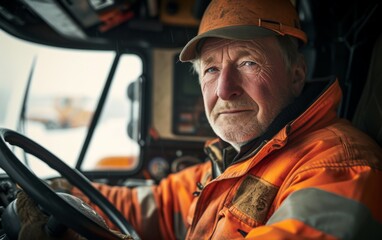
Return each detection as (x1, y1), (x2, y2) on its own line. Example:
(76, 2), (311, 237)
(216, 67), (243, 100)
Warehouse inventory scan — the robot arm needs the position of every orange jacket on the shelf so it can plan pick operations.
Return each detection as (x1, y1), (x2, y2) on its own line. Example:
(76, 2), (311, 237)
(73, 79), (382, 239)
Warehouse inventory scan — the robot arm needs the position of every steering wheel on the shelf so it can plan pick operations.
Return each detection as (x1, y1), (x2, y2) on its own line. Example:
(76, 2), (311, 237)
(0, 128), (140, 240)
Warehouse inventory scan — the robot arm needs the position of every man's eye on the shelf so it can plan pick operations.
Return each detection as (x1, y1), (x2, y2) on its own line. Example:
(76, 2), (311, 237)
(242, 61), (256, 67)
(204, 67), (218, 74)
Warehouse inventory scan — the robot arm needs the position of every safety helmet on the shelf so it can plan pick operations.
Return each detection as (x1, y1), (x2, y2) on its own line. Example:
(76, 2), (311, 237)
(179, 0), (307, 62)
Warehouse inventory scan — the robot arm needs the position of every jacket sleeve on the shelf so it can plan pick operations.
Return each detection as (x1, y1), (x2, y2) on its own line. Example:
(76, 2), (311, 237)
(245, 164), (382, 239)
(71, 161), (211, 240)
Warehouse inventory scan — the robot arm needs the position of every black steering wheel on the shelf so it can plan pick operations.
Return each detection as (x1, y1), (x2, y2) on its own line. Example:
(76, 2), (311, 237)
(0, 128), (140, 240)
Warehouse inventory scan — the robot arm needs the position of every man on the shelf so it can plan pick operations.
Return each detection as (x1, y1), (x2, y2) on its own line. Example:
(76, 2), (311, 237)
(70, 0), (382, 239)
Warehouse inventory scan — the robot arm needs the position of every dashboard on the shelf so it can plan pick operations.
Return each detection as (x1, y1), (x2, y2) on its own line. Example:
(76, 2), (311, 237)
(0, 174), (18, 237)
(0, 174), (17, 207)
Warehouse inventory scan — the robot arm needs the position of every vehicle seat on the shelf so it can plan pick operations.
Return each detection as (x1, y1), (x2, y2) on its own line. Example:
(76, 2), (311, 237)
(352, 34), (382, 146)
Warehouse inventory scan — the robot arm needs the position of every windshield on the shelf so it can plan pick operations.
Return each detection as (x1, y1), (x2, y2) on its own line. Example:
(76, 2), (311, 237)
(0, 30), (142, 177)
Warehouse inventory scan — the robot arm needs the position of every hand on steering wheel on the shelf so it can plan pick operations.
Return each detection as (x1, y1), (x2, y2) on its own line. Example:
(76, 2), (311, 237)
(0, 128), (140, 240)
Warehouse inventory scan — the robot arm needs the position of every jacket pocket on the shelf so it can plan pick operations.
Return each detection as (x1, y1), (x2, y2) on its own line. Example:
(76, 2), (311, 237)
(229, 175), (279, 226)
(211, 206), (255, 239)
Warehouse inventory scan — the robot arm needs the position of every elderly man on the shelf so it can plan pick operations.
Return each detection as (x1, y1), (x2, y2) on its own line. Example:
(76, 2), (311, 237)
(65, 0), (382, 239)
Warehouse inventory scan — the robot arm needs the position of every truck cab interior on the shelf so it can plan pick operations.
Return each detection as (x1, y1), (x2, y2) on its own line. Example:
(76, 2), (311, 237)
(0, 0), (381, 239)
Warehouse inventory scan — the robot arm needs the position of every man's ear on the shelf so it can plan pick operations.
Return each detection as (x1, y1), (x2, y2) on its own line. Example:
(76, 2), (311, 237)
(291, 54), (306, 97)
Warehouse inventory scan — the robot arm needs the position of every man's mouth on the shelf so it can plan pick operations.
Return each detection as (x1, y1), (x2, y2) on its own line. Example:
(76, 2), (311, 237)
(218, 109), (253, 115)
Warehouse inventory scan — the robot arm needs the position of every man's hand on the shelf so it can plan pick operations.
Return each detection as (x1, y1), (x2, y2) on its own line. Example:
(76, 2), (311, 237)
(14, 190), (133, 239)
(45, 178), (134, 239)
(15, 190), (87, 240)
(47, 178), (73, 194)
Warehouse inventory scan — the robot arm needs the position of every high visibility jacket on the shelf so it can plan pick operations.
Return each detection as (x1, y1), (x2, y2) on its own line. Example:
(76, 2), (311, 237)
(73, 78), (382, 239)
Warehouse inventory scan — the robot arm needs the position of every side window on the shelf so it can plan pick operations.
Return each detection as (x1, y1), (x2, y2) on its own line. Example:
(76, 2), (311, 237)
(82, 55), (142, 171)
(21, 47), (141, 177)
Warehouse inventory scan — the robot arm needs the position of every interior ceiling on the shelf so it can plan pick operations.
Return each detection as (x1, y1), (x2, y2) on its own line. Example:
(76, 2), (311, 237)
(0, 0), (206, 50)
(1, 0), (379, 52)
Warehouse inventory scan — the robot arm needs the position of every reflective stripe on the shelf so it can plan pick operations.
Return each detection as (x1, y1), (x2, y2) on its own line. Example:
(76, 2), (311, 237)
(136, 186), (160, 239)
(174, 212), (188, 240)
(267, 188), (382, 240)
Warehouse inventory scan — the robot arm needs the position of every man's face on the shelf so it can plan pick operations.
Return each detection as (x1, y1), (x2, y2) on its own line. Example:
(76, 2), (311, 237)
(199, 37), (304, 149)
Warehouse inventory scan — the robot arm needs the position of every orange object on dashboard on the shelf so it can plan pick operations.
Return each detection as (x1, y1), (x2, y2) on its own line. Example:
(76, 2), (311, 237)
(95, 156), (136, 170)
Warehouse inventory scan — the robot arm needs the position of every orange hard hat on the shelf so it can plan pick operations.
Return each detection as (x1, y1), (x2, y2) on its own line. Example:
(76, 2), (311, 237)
(179, 0), (307, 62)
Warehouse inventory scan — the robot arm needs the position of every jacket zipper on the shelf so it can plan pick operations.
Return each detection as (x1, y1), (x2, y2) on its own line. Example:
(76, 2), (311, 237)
(189, 140), (271, 237)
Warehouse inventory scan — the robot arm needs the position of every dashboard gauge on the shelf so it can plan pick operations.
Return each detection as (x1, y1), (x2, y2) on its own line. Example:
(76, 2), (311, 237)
(148, 157), (170, 180)
(171, 156), (201, 173)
